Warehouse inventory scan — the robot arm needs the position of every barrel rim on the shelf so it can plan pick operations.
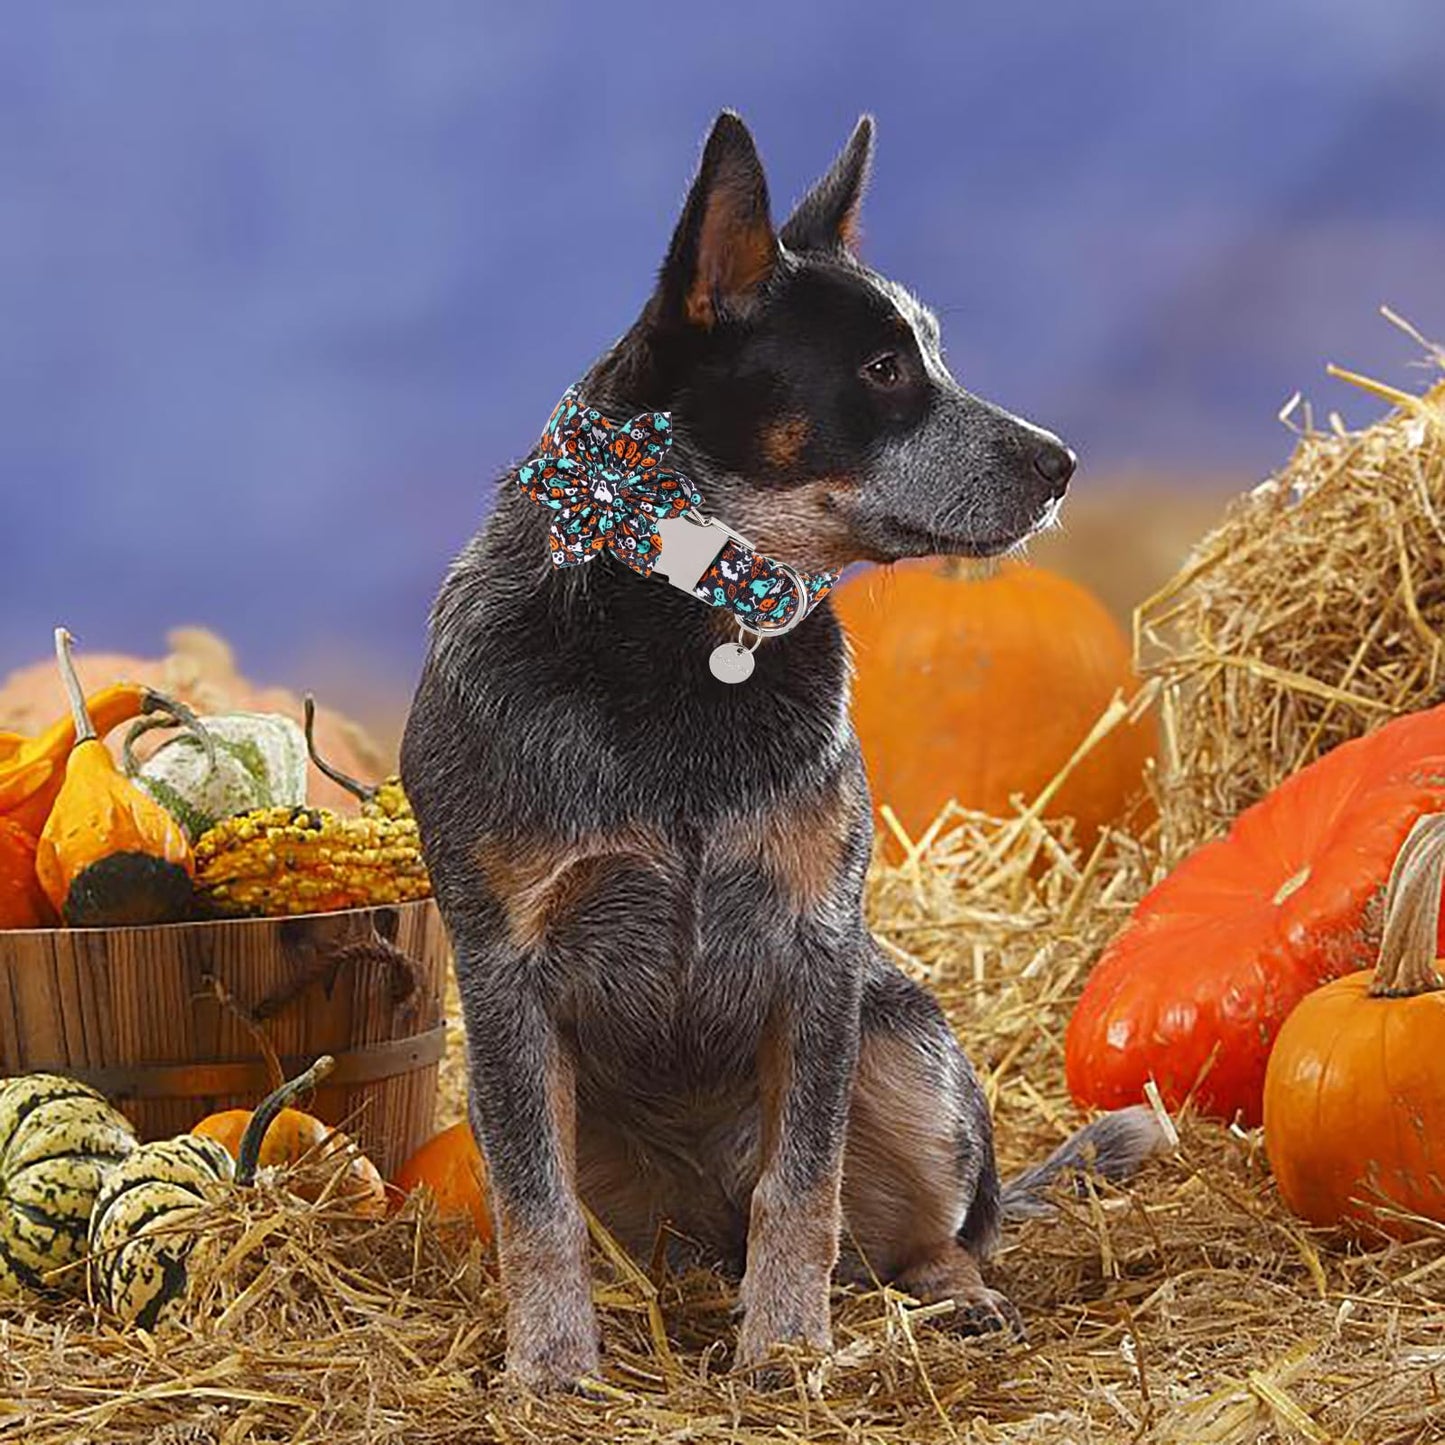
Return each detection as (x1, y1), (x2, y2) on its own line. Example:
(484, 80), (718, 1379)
(0, 895), (440, 941)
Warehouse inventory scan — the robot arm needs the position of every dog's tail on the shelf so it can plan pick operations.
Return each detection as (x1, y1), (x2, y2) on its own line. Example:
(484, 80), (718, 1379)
(998, 1105), (1170, 1224)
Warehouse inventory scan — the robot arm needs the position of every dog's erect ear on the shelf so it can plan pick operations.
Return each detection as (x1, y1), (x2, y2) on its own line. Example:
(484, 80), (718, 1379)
(657, 112), (777, 328)
(780, 115), (874, 255)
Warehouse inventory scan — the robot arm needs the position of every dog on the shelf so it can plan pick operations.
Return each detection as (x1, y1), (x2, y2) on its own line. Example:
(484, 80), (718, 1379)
(401, 112), (1163, 1392)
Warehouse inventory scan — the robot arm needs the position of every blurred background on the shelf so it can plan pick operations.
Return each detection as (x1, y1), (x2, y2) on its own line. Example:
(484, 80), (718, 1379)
(4, 1), (1444, 745)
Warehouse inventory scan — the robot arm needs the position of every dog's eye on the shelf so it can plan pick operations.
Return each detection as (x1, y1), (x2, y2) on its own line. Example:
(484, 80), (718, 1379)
(861, 352), (904, 389)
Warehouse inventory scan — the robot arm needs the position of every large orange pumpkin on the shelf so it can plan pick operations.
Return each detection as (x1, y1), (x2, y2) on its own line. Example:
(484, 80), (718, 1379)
(1264, 813), (1445, 1239)
(832, 561), (1154, 844)
(393, 1121), (492, 1246)
(193, 1104), (386, 1217)
(1067, 701), (1445, 1126)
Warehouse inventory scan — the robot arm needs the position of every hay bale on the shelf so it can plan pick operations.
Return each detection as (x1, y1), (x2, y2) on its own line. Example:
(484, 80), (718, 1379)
(1139, 322), (1445, 859)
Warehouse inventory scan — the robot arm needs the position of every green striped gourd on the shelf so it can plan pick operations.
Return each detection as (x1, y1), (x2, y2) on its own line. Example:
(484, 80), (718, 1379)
(87, 1134), (235, 1328)
(88, 1056), (333, 1328)
(0, 1074), (136, 1296)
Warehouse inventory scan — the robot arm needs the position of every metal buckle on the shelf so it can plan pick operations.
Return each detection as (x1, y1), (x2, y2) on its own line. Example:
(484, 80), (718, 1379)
(653, 508), (754, 594)
(653, 507), (813, 638)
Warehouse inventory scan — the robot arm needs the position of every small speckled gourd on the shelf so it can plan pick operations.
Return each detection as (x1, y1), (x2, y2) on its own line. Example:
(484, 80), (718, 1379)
(88, 1057), (333, 1328)
(0, 1073), (136, 1296)
(86, 1133), (235, 1328)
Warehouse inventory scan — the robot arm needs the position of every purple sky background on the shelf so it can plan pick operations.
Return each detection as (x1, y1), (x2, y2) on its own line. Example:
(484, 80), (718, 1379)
(3, 1), (1444, 698)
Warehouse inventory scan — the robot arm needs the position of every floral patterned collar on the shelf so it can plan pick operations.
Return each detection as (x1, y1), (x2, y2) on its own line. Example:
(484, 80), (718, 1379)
(516, 388), (837, 680)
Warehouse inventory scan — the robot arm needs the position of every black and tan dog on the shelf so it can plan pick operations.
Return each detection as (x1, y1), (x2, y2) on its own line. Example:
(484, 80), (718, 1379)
(402, 112), (1161, 1391)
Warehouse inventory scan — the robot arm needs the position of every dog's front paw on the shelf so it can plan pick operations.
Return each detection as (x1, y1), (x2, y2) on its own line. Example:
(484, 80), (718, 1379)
(734, 1277), (833, 1383)
(734, 1310), (834, 1374)
(504, 1294), (601, 1393)
(505, 1335), (602, 1394)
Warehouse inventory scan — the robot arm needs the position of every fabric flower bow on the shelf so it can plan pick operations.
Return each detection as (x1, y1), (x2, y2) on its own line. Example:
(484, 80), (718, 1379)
(517, 388), (701, 575)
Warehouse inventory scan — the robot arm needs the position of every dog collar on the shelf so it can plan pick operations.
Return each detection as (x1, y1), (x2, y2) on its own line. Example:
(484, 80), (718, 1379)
(517, 387), (837, 682)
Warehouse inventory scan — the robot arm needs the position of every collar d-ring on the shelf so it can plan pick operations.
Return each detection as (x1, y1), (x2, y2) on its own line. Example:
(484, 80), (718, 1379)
(735, 562), (813, 640)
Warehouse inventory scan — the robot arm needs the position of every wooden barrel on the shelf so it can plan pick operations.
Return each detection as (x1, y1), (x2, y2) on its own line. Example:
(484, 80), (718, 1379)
(0, 899), (449, 1178)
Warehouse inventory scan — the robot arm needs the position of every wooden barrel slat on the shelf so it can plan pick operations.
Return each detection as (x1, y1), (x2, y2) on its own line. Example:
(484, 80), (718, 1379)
(0, 899), (448, 1178)
(0, 964), (20, 1069)
(90, 927), (117, 1080)
(15, 940), (67, 1071)
(54, 943), (86, 1070)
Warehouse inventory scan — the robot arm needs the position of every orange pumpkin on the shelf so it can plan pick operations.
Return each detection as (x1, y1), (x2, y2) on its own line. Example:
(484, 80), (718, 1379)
(0, 818), (55, 929)
(1264, 812), (1445, 1238)
(393, 1121), (492, 1245)
(1067, 700), (1445, 1126)
(193, 1104), (386, 1217)
(832, 560), (1154, 845)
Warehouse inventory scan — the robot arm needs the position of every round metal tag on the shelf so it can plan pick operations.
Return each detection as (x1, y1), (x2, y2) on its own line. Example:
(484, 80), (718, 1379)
(708, 642), (755, 684)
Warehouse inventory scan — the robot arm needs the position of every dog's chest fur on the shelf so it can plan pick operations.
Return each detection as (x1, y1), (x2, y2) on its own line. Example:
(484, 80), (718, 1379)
(403, 494), (873, 1094)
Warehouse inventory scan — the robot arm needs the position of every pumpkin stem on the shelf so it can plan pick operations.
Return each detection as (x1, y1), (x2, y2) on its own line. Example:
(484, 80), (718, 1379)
(937, 556), (1000, 583)
(303, 695), (377, 806)
(235, 1054), (336, 1186)
(53, 628), (96, 744)
(121, 702), (219, 781)
(1371, 813), (1445, 998)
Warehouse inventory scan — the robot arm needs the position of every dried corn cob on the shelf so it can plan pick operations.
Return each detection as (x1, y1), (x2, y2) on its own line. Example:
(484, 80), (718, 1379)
(353, 775), (411, 821)
(193, 805), (430, 916)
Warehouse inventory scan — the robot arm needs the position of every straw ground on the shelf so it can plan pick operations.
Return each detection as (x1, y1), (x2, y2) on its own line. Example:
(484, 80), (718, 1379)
(2, 790), (1441, 1444)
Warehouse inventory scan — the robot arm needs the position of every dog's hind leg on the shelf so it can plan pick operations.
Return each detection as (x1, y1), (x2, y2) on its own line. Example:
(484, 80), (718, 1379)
(841, 948), (1166, 1338)
(839, 951), (1023, 1336)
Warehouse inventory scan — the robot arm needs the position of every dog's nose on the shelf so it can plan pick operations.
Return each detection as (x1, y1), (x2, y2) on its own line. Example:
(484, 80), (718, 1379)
(1032, 440), (1076, 495)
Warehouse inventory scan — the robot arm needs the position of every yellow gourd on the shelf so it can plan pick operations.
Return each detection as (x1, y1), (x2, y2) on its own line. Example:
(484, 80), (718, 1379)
(35, 630), (194, 927)
(0, 682), (155, 837)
